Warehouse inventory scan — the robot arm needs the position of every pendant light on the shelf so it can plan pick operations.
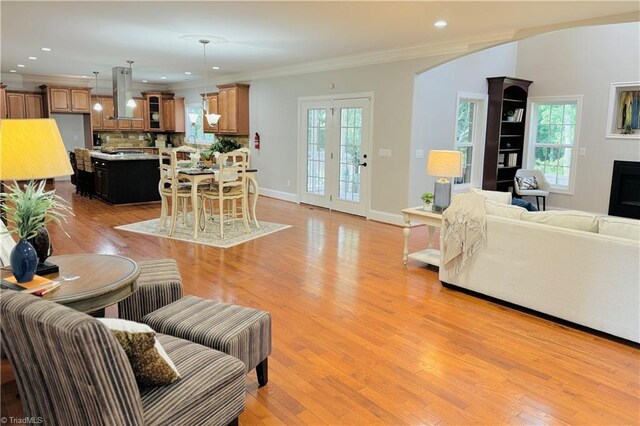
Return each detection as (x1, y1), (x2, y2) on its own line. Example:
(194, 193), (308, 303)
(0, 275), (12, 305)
(92, 71), (103, 111)
(126, 60), (137, 108)
(200, 39), (221, 126)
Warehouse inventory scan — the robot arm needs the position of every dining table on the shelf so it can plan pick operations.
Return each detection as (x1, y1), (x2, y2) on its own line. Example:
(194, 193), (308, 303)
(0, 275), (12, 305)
(178, 166), (259, 239)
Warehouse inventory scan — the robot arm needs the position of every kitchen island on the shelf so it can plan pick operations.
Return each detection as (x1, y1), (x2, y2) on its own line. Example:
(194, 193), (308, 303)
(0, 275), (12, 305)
(90, 151), (160, 204)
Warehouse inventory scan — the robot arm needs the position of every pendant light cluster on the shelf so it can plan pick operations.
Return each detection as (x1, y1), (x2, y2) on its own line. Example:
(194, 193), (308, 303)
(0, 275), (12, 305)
(200, 39), (221, 127)
(93, 71), (102, 112)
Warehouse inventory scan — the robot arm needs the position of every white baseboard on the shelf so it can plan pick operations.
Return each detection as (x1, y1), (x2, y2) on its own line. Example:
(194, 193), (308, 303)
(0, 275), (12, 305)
(368, 209), (405, 226)
(259, 188), (298, 203)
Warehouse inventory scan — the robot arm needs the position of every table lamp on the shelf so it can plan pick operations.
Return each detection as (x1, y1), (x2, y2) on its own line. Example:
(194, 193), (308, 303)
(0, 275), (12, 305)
(427, 150), (462, 213)
(0, 119), (74, 279)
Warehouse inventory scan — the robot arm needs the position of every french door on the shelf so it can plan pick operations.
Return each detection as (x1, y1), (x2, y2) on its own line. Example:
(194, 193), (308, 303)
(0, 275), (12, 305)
(299, 97), (371, 217)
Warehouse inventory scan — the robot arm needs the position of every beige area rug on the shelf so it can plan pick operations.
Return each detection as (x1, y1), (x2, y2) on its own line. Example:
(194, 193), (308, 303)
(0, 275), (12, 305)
(114, 215), (291, 249)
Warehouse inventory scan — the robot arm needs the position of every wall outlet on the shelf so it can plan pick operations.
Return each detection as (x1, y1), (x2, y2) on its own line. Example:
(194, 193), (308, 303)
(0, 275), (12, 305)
(287, 179), (291, 187)
(105, 136), (110, 141)
(416, 149), (424, 159)
(378, 149), (392, 158)
(139, 135), (145, 141)
(579, 147), (586, 156)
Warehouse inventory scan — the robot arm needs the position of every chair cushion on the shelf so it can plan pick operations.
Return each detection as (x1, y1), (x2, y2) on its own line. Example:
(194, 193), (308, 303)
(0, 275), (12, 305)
(598, 216), (640, 241)
(521, 210), (599, 233)
(141, 334), (245, 426)
(97, 318), (180, 387)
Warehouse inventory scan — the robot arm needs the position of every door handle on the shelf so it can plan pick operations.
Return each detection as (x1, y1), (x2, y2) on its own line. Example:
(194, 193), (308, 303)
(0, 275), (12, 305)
(358, 162), (367, 167)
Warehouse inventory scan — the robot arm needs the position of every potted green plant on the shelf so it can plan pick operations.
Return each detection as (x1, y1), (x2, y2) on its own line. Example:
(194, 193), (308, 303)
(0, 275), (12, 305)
(210, 138), (242, 154)
(506, 111), (515, 122)
(421, 192), (434, 210)
(0, 181), (72, 282)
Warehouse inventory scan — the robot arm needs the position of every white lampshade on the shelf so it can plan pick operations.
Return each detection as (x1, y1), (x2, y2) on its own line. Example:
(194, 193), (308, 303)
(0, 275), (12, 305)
(188, 113), (199, 125)
(205, 113), (221, 126)
(427, 150), (462, 177)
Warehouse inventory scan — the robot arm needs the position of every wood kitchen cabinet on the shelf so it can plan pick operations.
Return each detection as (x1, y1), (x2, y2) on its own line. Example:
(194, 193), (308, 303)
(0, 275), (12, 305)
(162, 96), (185, 133)
(90, 96), (117, 130)
(5, 91), (44, 119)
(215, 83), (249, 135)
(202, 93), (219, 133)
(143, 92), (163, 131)
(117, 98), (145, 131)
(40, 86), (92, 114)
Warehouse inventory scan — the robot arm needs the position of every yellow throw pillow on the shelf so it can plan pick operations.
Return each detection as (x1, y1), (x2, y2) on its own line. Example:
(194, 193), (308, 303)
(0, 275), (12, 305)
(97, 318), (180, 387)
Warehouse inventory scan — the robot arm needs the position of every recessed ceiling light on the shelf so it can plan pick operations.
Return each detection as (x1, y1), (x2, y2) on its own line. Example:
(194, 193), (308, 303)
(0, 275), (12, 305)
(160, 76), (167, 80)
(40, 47), (52, 51)
(434, 20), (447, 28)
(17, 64), (25, 68)
(9, 69), (16, 73)
(211, 66), (220, 70)
(184, 71), (191, 75)
(142, 80), (148, 83)
(81, 75), (88, 78)
(28, 56), (38, 60)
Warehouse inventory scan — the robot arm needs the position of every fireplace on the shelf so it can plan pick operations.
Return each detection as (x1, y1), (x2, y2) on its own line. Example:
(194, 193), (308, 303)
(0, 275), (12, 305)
(608, 160), (640, 219)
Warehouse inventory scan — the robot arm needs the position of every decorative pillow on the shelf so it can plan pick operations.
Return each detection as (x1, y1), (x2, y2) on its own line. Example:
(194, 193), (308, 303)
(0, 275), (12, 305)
(516, 176), (538, 190)
(485, 199), (527, 219)
(598, 216), (640, 242)
(469, 187), (512, 204)
(521, 210), (599, 233)
(97, 318), (180, 387)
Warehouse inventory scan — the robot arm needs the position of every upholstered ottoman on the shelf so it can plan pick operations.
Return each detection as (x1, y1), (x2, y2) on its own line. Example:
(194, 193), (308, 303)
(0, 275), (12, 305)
(142, 295), (272, 387)
(118, 259), (184, 322)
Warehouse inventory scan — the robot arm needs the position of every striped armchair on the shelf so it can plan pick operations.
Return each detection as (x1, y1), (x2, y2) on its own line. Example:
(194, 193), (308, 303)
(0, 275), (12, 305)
(1, 290), (246, 426)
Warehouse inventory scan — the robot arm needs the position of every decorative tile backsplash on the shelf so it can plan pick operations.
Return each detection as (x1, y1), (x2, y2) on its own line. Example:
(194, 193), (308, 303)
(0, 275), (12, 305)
(96, 132), (185, 148)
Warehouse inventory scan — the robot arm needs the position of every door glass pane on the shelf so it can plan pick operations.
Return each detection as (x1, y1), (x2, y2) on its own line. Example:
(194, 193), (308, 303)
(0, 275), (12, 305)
(306, 109), (326, 195)
(338, 107), (363, 202)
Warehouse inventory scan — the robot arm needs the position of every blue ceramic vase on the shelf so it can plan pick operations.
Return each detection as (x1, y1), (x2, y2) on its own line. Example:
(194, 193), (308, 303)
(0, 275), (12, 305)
(10, 239), (38, 283)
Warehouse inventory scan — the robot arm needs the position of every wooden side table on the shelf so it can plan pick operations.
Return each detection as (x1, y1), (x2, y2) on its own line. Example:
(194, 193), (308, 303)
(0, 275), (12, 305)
(2, 254), (140, 313)
(401, 207), (443, 267)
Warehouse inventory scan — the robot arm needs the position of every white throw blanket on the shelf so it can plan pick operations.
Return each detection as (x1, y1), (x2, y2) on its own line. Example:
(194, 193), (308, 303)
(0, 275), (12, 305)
(442, 191), (487, 275)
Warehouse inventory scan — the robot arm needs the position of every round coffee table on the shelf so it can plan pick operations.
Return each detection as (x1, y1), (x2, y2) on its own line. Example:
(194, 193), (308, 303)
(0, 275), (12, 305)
(42, 254), (140, 313)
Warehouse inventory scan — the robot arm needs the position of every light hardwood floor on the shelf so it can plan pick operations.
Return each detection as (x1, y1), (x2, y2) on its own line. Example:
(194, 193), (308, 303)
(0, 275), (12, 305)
(2, 182), (639, 425)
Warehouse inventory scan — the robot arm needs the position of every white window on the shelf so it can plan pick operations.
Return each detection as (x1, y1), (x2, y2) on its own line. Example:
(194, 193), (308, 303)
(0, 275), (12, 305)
(185, 103), (214, 145)
(526, 96), (582, 194)
(454, 92), (487, 188)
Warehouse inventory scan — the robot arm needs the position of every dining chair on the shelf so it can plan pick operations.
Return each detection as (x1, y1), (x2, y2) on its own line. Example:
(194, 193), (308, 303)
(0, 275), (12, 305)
(158, 148), (200, 236)
(74, 147), (85, 196)
(200, 149), (250, 238)
(81, 148), (95, 199)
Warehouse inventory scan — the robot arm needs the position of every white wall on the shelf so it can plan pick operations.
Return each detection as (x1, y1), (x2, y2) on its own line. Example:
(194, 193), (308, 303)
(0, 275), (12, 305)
(408, 43), (518, 206)
(177, 55), (458, 222)
(516, 22), (640, 213)
(52, 114), (85, 181)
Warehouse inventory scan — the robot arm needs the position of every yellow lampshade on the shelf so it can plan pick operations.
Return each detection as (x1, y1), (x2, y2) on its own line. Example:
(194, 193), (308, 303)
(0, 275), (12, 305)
(426, 150), (462, 177)
(0, 119), (73, 180)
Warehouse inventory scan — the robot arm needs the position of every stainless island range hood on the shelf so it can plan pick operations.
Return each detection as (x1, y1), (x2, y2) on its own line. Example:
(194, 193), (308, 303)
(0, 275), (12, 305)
(109, 60), (142, 120)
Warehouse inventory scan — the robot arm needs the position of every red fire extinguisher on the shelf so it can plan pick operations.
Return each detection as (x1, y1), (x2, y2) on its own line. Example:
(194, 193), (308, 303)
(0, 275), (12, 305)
(254, 132), (260, 150)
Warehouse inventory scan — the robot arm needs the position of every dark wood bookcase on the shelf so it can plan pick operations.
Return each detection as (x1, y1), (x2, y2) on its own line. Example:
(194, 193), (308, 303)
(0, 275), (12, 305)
(482, 76), (533, 193)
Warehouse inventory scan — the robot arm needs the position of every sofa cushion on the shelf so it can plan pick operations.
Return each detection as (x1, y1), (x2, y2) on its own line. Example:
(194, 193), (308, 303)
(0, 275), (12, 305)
(485, 199), (527, 219)
(470, 187), (512, 204)
(598, 216), (640, 241)
(521, 210), (599, 233)
(97, 318), (180, 387)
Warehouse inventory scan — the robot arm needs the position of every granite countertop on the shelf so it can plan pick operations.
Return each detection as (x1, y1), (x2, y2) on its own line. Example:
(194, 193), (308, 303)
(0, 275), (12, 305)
(91, 151), (159, 161)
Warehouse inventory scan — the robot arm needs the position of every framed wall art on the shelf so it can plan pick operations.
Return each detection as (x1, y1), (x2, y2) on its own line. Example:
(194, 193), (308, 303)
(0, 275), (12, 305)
(606, 81), (640, 139)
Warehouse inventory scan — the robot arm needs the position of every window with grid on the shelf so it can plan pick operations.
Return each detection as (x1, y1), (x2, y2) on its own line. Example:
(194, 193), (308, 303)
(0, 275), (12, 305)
(454, 99), (476, 185)
(527, 98), (581, 192)
(306, 109), (326, 195)
(453, 93), (486, 188)
(185, 104), (214, 144)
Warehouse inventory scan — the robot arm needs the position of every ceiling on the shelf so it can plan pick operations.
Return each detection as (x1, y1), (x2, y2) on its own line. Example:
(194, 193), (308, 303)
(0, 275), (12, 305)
(2, 1), (639, 87)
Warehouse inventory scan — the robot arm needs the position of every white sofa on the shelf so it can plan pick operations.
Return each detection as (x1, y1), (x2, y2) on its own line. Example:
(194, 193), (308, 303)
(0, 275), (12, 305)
(440, 193), (640, 343)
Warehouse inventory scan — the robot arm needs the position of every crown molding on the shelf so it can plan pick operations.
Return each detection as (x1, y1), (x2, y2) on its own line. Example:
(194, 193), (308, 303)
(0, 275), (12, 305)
(169, 29), (517, 90)
(1, 72), (170, 93)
